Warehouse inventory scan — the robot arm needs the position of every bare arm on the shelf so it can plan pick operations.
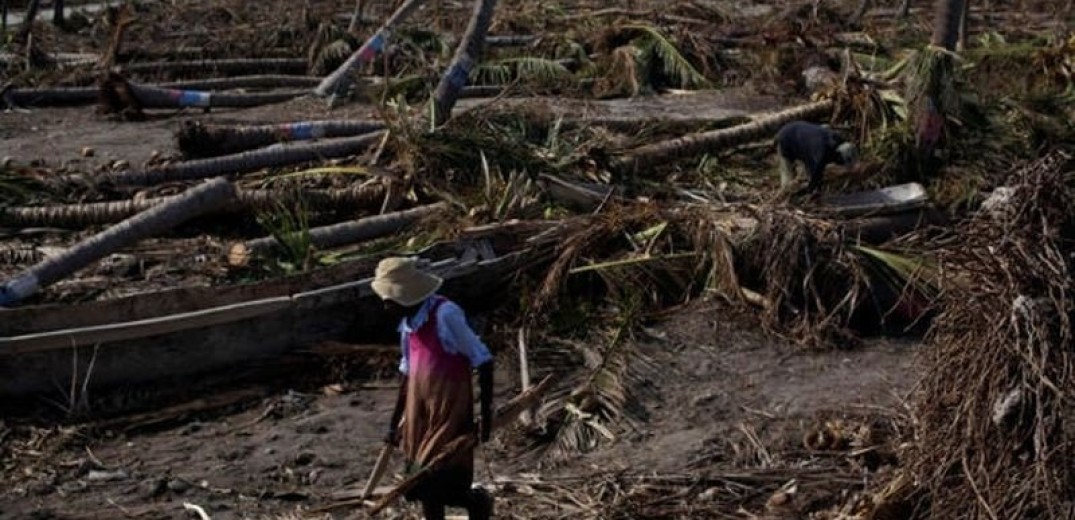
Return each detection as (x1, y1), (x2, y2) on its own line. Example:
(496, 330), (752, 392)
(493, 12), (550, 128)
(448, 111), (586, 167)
(477, 361), (494, 442)
(386, 375), (407, 445)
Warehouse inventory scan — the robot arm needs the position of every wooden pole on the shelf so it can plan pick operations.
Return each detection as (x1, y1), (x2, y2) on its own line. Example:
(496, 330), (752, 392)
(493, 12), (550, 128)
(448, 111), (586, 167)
(311, 375), (555, 515)
(369, 375), (554, 515)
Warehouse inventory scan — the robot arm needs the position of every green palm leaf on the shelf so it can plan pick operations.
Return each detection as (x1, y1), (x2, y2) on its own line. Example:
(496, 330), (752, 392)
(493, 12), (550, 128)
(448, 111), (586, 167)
(625, 24), (710, 89)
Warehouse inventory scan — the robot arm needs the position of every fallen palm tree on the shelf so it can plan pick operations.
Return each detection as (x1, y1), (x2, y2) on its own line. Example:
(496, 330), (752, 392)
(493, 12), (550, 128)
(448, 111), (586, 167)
(0, 177), (237, 307)
(120, 57), (309, 78)
(876, 151), (1075, 519)
(159, 74), (323, 90)
(99, 73), (307, 117)
(610, 99), (835, 176)
(177, 119), (387, 158)
(71, 132), (385, 187)
(3, 76), (322, 109)
(0, 185), (387, 228)
(230, 202), (449, 261)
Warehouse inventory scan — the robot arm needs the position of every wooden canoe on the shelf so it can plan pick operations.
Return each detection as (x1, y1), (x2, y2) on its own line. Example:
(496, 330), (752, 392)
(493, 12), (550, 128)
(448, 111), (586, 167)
(0, 228), (547, 399)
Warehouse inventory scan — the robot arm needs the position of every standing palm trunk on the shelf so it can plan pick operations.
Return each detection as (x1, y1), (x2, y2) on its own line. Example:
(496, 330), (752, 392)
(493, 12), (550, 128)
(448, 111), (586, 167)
(430, 0), (498, 126)
(905, 0), (965, 163)
(612, 100), (835, 175)
(931, 0), (966, 51)
(15, 0), (41, 44)
(0, 178), (236, 307)
(51, 0), (63, 27)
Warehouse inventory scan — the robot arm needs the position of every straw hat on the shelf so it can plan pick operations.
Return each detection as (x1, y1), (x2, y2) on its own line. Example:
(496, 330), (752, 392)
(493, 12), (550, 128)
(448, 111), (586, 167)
(371, 257), (443, 307)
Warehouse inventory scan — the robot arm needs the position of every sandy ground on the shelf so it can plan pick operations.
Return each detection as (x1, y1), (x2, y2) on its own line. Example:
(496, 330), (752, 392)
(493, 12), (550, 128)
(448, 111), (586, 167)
(0, 299), (915, 519)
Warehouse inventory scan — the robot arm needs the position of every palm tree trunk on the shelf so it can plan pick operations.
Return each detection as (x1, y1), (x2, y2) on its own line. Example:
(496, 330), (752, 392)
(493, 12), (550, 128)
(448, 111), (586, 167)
(4, 85), (98, 106)
(430, 0), (499, 127)
(612, 99), (835, 175)
(160, 75), (322, 90)
(0, 186), (387, 228)
(78, 132), (385, 187)
(956, 0), (969, 51)
(122, 58), (308, 78)
(347, 0), (365, 33)
(99, 75), (306, 115)
(2, 0), (8, 35)
(315, 0), (430, 98)
(15, 0), (41, 45)
(177, 120), (386, 158)
(6, 76), (322, 108)
(852, 0), (871, 24)
(931, 0), (966, 51)
(0, 177), (237, 307)
(51, 0), (63, 28)
(238, 202), (448, 256)
(898, 0), (912, 17)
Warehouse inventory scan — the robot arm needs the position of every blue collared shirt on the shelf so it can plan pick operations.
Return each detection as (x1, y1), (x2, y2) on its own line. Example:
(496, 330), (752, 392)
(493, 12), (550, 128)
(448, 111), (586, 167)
(398, 295), (494, 375)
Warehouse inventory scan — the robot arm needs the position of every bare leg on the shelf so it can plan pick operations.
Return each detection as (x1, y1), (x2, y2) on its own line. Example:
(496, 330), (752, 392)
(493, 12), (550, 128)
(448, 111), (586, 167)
(464, 488), (494, 520)
(777, 154), (796, 189)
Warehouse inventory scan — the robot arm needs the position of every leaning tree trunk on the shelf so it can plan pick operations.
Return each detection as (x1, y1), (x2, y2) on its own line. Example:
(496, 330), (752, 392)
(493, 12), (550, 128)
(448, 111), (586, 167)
(430, 0), (499, 127)
(0, 178), (236, 307)
(76, 132), (386, 187)
(315, 0), (430, 99)
(347, 0), (365, 33)
(0, 185), (388, 228)
(235, 202), (448, 258)
(612, 99), (835, 175)
(177, 119), (386, 158)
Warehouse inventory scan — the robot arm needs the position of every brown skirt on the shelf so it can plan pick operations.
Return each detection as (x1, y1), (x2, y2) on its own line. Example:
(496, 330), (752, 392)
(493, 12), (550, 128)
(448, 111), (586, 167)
(400, 369), (475, 503)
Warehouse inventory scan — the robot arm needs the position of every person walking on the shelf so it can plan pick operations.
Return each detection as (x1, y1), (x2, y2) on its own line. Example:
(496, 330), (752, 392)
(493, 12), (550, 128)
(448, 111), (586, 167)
(372, 257), (496, 520)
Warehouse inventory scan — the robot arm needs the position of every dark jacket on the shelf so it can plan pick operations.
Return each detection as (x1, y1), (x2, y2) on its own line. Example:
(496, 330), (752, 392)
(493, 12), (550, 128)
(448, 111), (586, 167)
(775, 121), (851, 192)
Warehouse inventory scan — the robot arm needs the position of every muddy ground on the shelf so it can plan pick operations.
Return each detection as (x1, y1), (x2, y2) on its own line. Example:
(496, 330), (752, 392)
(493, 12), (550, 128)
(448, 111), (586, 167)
(0, 300), (914, 519)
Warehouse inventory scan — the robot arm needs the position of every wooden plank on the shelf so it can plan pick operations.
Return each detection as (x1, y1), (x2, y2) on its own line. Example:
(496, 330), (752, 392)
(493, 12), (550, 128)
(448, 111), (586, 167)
(0, 297), (291, 354)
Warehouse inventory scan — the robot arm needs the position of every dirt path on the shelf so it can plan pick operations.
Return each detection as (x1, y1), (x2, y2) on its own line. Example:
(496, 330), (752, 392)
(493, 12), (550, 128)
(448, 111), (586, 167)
(0, 300), (915, 519)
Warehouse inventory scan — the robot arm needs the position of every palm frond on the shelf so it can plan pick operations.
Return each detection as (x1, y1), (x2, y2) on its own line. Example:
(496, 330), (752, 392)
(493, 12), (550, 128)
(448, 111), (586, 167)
(625, 24), (709, 89)
(0, 167), (45, 206)
(311, 39), (355, 77)
(472, 62), (513, 86)
(254, 193), (316, 273)
(533, 300), (652, 460)
(472, 56), (571, 86)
